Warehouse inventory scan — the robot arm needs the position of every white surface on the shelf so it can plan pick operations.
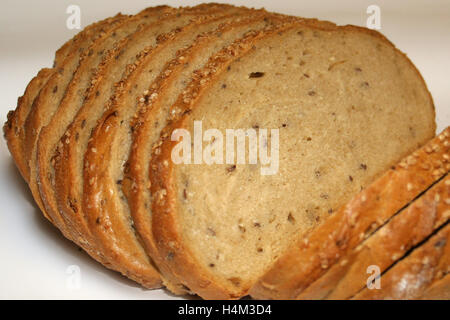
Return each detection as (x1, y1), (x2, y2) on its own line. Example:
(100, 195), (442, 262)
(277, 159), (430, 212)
(0, 0), (449, 299)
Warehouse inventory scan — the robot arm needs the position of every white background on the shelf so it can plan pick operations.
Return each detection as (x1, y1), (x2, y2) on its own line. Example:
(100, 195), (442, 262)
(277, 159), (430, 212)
(0, 0), (449, 299)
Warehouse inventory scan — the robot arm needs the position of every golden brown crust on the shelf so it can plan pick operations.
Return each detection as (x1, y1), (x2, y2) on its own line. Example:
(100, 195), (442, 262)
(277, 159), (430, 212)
(298, 174), (449, 299)
(419, 273), (450, 299)
(251, 128), (449, 299)
(3, 68), (53, 182)
(353, 223), (449, 300)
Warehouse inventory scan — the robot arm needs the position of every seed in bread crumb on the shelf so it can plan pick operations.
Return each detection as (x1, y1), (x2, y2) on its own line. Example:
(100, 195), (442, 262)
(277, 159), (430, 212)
(227, 165), (236, 173)
(209, 263), (215, 268)
(359, 163), (367, 170)
(349, 175), (353, 182)
(308, 90), (316, 96)
(407, 183), (413, 191)
(257, 247), (263, 253)
(249, 72), (265, 78)
(287, 213), (295, 224)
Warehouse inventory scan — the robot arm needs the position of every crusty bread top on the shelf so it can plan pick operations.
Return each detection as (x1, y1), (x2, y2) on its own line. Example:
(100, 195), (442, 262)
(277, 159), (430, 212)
(297, 173), (449, 299)
(353, 222), (449, 300)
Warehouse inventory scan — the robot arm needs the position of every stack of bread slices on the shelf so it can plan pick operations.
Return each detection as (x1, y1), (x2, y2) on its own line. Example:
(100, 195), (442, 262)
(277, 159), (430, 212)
(3, 3), (448, 299)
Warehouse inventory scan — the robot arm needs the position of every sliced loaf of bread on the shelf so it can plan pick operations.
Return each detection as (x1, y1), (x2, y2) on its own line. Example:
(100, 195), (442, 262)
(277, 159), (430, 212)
(297, 173), (449, 299)
(149, 22), (435, 299)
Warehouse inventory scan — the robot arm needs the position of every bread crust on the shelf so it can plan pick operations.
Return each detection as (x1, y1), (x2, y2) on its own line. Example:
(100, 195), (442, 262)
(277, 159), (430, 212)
(298, 174), (449, 299)
(251, 128), (449, 299)
(353, 223), (449, 300)
(3, 68), (53, 182)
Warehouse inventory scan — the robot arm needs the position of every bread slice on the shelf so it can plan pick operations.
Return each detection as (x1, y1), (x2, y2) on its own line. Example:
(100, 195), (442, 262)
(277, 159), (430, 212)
(21, 14), (129, 236)
(81, 6), (264, 292)
(35, 6), (175, 273)
(3, 14), (126, 183)
(124, 14), (297, 293)
(297, 173), (449, 299)
(252, 128), (449, 299)
(148, 22), (436, 299)
(353, 222), (449, 300)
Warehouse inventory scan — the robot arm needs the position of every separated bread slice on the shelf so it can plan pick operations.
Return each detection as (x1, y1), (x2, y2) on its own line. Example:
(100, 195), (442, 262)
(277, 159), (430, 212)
(21, 14), (129, 236)
(353, 222), (450, 300)
(71, 5), (253, 287)
(3, 14), (126, 183)
(35, 6), (175, 274)
(149, 22), (436, 299)
(125, 14), (299, 293)
(252, 128), (449, 299)
(297, 173), (449, 299)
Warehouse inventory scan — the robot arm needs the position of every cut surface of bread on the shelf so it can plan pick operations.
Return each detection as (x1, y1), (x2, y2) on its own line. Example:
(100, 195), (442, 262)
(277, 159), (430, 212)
(252, 128), (449, 299)
(353, 222), (450, 300)
(82, 5), (263, 292)
(149, 23), (436, 299)
(297, 173), (449, 300)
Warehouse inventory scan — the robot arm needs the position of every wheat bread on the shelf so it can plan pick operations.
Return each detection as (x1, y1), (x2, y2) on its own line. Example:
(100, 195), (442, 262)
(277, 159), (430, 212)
(252, 128), (449, 299)
(81, 6), (265, 292)
(35, 6), (176, 274)
(296, 173), (449, 299)
(148, 22), (435, 299)
(353, 222), (450, 300)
